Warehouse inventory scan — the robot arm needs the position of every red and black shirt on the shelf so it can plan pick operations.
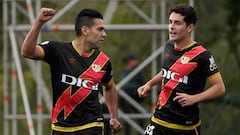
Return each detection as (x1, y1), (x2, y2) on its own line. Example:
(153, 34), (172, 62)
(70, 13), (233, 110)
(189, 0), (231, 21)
(154, 40), (220, 127)
(39, 41), (112, 129)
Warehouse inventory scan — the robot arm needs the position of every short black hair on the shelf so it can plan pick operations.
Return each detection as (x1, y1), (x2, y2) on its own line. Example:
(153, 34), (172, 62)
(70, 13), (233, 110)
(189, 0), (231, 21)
(123, 54), (137, 63)
(169, 4), (197, 25)
(75, 8), (103, 36)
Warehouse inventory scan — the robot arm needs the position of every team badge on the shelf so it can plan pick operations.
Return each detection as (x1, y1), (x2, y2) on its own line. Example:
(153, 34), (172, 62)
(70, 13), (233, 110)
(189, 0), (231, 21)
(92, 64), (101, 72)
(180, 56), (190, 64)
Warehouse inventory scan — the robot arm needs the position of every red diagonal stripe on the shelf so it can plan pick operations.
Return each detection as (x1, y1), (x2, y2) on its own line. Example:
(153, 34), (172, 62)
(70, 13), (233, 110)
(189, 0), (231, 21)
(81, 51), (109, 83)
(158, 46), (206, 107)
(52, 51), (109, 123)
(52, 87), (90, 122)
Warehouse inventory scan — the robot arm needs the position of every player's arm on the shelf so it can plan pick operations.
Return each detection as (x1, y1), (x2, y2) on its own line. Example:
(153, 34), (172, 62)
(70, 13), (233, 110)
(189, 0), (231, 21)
(21, 8), (55, 60)
(174, 73), (225, 107)
(145, 70), (163, 87)
(193, 74), (225, 103)
(137, 71), (163, 98)
(102, 79), (121, 133)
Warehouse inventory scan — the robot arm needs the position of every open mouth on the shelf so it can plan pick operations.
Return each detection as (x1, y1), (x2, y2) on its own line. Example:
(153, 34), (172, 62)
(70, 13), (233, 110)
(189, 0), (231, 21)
(169, 31), (176, 35)
(169, 31), (177, 38)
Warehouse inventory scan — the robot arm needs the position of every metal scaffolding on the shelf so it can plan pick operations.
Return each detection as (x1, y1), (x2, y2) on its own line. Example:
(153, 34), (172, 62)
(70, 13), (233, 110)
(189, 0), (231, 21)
(2, 0), (194, 135)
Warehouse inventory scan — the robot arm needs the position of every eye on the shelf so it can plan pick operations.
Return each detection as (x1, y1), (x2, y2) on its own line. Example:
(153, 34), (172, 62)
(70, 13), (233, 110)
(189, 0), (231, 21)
(175, 21), (182, 25)
(97, 26), (104, 31)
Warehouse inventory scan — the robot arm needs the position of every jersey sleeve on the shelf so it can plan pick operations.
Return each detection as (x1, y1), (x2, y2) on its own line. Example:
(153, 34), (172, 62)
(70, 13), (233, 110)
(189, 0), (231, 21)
(38, 41), (57, 64)
(101, 60), (113, 84)
(200, 51), (221, 81)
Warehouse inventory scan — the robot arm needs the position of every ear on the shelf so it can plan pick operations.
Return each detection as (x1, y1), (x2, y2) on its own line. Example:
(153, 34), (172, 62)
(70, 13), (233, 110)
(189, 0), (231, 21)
(81, 26), (89, 36)
(187, 23), (195, 33)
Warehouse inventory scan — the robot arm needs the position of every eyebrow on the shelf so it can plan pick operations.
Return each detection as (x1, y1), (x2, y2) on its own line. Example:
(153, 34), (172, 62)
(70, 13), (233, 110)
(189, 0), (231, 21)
(97, 26), (104, 29)
(169, 19), (183, 23)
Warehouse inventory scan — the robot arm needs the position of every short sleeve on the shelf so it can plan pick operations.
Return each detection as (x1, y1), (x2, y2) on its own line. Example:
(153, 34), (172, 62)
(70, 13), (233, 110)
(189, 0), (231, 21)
(101, 61), (113, 84)
(200, 51), (220, 80)
(38, 41), (57, 64)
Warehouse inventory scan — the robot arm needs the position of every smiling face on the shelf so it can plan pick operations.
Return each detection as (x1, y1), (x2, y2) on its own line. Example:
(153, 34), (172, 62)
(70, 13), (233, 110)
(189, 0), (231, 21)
(85, 18), (107, 49)
(168, 12), (194, 43)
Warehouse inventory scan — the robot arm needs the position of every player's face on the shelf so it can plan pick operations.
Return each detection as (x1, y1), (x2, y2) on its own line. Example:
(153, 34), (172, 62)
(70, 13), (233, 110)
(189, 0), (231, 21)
(86, 19), (107, 49)
(168, 12), (192, 42)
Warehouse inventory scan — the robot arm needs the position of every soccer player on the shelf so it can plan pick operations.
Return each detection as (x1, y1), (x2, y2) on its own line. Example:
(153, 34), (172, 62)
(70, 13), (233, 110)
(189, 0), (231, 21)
(21, 8), (121, 135)
(137, 4), (225, 135)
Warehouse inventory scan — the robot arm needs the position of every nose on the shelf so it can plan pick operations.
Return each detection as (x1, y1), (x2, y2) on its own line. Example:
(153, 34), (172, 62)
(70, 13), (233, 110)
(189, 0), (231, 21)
(102, 30), (107, 38)
(169, 23), (174, 30)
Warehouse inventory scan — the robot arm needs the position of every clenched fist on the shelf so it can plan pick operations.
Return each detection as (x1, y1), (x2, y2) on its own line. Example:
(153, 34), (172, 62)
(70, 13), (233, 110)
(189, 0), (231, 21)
(37, 7), (56, 23)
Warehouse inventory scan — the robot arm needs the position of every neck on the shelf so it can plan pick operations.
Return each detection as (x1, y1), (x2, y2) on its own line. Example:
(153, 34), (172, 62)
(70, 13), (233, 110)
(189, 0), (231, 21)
(174, 38), (195, 50)
(73, 39), (94, 57)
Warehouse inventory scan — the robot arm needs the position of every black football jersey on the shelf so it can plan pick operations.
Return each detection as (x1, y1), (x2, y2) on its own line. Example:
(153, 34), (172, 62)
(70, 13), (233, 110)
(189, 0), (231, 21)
(154, 40), (221, 126)
(39, 41), (112, 128)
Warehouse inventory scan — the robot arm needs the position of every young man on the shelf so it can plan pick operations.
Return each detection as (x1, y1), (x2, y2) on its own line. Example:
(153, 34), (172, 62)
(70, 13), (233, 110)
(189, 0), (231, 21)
(137, 4), (225, 135)
(21, 8), (121, 135)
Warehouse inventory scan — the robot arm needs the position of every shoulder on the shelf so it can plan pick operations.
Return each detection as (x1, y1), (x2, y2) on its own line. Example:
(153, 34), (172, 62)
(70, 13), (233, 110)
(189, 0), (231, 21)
(39, 40), (71, 46)
(95, 50), (110, 60)
(163, 40), (175, 52)
(39, 41), (72, 53)
(193, 43), (211, 57)
(39, 41), (72, 61)
(192, 44), (216, 66)
(165, 40), (175, 47)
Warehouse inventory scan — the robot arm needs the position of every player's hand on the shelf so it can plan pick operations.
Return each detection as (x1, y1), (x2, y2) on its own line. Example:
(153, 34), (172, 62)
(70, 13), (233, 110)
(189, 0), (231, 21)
(137, 84), (151, 98)
(37, 8), (56, 23)
(109, 118), (121, 134)
(173, 92), (196, 107)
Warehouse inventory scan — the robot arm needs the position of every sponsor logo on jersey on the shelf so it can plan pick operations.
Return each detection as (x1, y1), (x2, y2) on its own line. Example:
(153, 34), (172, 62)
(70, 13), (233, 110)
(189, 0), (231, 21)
(162, 68), (188, 84)
(61, 74), (99, 90)
(209, 56), (217, 71)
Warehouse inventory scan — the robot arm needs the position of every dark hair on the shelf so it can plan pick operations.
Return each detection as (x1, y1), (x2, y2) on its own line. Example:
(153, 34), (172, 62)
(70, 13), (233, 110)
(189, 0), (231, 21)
(75, 8), (103, 36)
(169, 4), (197, 25)
(123, 54), (137, 63)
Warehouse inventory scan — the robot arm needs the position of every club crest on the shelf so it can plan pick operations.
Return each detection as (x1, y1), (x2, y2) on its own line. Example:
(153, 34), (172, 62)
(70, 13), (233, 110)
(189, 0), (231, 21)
(180, 56), (190, 64)
(92, 64), (101, 72)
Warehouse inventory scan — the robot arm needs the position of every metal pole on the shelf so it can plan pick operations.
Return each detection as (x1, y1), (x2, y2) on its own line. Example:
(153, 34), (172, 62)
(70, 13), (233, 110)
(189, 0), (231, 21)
(150, 0), (158, 112)
(25, 0), (35, 24)
(11, 61), (18, 135)
(25, 59), (52, 112)
(11, 0), (18, 135)
(125, 0), (154, 24)
(36, 61), (43, 135)
(3, 0), (9, 134)
(14, 24), (168, 31)
(189, 0), (195, 39)
(35, 1), (43, 135)
(9, 28), (36, 135)
(103, 0), (119, 24)
(160, 0), (167, 44)
(47, 0), (80, 25)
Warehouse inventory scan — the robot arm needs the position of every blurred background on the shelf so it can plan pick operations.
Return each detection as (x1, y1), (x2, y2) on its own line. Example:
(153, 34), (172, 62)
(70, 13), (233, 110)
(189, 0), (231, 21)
(1, 0), (239, 135)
